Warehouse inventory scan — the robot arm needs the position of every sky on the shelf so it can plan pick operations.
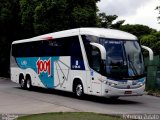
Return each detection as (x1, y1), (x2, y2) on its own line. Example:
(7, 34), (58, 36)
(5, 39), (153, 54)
(97, 0), (160, 31)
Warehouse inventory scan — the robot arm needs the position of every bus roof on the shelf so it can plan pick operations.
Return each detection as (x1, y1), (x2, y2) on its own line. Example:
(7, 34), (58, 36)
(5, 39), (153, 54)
(12, 28), (137, 44)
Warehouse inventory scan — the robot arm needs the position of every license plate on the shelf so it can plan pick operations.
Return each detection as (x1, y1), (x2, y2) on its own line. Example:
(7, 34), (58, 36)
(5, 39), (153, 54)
(124, 91), (132, 94)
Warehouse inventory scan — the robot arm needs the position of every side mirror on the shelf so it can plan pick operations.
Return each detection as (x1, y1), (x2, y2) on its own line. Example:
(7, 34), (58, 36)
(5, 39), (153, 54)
(141, 45), (154, 61)
(90, 43), (106, 60)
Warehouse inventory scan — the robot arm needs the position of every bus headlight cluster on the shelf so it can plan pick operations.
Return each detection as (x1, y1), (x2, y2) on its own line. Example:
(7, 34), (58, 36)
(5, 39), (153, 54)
(137, 82), (145, 86)
(110, 83), (117, 87)
(105, 81), (117, 87)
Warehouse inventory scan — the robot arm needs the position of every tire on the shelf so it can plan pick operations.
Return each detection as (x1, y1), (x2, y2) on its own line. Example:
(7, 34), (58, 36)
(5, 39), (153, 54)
(75, 82), (84, 97)
(26, 78), (32, 90)
(20, 78), (26, 89)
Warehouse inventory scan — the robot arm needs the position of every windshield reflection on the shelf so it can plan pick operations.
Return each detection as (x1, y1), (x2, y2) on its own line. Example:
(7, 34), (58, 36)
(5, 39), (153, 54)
(99, 38), (144, 79)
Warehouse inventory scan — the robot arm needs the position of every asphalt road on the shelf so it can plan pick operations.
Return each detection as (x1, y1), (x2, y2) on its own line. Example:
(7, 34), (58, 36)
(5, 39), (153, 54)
(0, 78), (160, 115)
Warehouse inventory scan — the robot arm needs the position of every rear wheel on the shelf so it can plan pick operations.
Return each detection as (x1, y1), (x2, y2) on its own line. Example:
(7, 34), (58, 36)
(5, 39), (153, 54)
(20, 78), (26, 89)
(26, 78), (32, 90)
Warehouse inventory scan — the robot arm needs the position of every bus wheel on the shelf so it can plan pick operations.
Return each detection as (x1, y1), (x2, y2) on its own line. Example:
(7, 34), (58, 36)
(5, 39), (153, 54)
(26, 78), (32, 90)
(20, 78), (26, 89)
(75, 83), (84, 97)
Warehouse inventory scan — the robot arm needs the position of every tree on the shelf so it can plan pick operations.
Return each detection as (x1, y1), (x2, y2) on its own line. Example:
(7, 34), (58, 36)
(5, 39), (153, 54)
(33, 0), (68, 35)
(120, 24), (156, 38)
(140, 31), (160, 55)
(66, 0), (98, 28)
(97, 12), (125, 29)
(0, 0), (21, 76)
(19, 0), (35, 38)
(19, 0), (99, 36)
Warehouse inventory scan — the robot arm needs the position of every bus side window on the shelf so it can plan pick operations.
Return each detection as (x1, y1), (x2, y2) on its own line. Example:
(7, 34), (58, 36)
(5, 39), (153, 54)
(13, 43), (24, 57)
(12, 44), (17, 57)
(69, 36), (82, 58)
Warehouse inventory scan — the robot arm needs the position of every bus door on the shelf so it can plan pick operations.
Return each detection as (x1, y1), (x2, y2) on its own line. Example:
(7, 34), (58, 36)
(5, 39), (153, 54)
(88, 46), (102, 96)
(89, 70), (102, 96)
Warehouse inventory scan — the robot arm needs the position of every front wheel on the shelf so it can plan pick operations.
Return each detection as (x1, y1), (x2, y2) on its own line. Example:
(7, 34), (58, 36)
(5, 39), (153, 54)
(75, 83), (84, 97)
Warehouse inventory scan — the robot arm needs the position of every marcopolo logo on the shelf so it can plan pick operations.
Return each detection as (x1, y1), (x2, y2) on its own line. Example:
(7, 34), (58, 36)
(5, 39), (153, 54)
(36, 58), (51, 76)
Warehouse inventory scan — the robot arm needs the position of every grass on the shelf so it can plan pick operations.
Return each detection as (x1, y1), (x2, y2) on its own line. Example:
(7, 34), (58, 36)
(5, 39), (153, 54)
(16, 112), (123, 120)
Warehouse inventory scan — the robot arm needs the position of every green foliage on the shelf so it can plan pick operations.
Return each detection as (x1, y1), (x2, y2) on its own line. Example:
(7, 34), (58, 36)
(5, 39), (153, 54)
(19, 0), (98, 36)
(97, 12), (125, 29)
(19, 0), (35, 37)
(17, 112), (122, 120)
(120, 24), (155, 38)
(140, 32), (160, 55)
(65, 0), (98, 28)
(33, 0), (68, 35)
(140, 35), (157, 48)
(0, 0), (21, 76)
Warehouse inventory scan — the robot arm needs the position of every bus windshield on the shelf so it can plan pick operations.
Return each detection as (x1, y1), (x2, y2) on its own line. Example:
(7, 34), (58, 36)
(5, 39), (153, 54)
(99, 38), (144, 80)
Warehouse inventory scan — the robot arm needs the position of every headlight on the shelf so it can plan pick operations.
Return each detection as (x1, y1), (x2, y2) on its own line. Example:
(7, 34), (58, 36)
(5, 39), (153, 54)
(138, 82), (145, 86)
(110, 83), (116, 87)
(105, 81), (117, 86)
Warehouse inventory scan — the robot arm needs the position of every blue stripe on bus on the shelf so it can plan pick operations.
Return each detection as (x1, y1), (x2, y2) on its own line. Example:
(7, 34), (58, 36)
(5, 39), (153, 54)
(16, 57), (59, 88)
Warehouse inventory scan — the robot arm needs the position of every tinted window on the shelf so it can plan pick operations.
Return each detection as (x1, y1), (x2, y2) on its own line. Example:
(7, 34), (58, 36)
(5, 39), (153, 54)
(12, 36), (82, 57)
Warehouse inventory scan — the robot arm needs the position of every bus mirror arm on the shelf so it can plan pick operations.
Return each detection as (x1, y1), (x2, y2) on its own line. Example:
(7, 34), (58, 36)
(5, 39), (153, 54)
(141, 45), (153, 61)
(90, 43), (106, 60)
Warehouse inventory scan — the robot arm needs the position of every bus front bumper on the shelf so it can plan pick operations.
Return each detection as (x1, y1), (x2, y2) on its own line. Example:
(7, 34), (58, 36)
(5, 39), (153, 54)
(102, 84), (145, 97)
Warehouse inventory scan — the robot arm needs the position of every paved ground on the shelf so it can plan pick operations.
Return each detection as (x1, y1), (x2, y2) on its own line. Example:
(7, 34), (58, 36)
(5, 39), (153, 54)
(0, 78), (160, 115)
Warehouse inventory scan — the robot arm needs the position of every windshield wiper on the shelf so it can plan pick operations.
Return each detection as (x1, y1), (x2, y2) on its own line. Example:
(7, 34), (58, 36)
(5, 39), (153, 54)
(128, 56), (138, 76)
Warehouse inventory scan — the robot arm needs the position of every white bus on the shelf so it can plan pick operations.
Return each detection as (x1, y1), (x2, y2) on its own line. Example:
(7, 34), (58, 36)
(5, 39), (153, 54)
(10, 28), (153, 99)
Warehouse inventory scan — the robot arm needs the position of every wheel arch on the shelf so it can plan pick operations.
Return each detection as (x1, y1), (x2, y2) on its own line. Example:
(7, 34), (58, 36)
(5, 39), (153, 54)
(72, 77), (85, 93)
(25, 74), (31, 80)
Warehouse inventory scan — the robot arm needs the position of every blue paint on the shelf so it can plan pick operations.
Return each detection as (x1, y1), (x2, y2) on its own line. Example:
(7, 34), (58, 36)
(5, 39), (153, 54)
(138, 78), (145, 82)
(90, 70), (94, 76)
(16, 57), (59, 88)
